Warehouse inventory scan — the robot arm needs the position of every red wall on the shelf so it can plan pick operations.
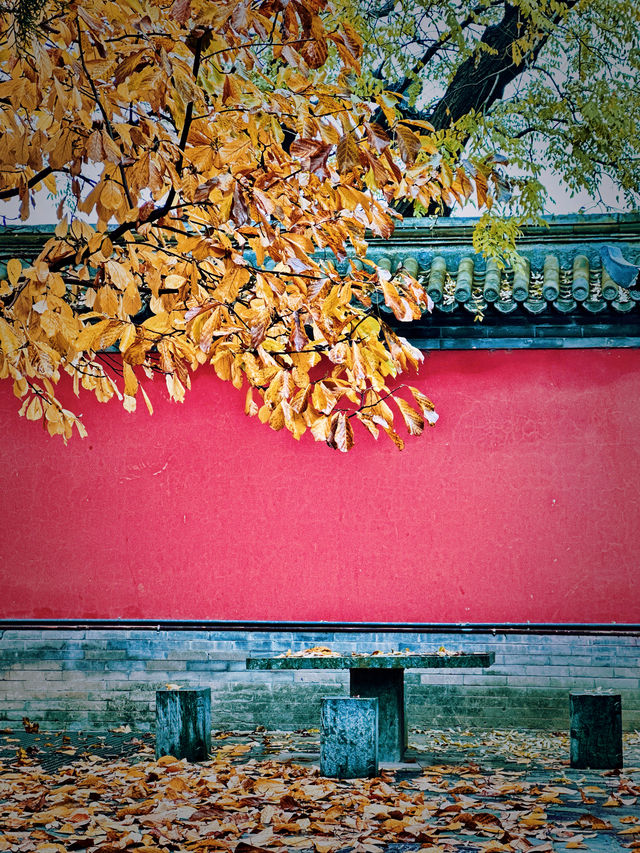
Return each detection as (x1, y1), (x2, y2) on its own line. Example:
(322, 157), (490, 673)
(1, 349), (639, 624)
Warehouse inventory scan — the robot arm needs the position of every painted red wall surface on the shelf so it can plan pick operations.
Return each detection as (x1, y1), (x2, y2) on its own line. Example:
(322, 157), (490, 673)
(1, 348), (639, 623)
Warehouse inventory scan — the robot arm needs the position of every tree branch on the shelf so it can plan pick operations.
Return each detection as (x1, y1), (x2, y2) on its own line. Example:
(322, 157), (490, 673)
(76, 17), (134, 209)
(50, 34), (204, 274)
(382, 0), (579, 215)
(0, 166), (53, 200)
(428, 0), (579, 132)
(392, 2), (498, 99)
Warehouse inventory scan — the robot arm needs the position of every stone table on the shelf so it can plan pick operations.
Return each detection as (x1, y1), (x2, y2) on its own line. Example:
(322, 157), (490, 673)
(246, 651), (495, 762)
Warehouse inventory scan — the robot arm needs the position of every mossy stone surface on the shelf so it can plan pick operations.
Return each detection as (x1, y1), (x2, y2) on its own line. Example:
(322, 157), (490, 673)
(155, 688), (211, 762)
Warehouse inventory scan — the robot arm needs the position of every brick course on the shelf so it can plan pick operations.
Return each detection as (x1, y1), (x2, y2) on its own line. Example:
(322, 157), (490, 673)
(0, 629), (637, 731)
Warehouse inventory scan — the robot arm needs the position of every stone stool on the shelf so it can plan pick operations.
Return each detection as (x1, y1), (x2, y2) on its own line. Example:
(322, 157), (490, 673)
(320, 696), (378, 778)
(569, 691), (622, 769)
(155, 687), (211, 761)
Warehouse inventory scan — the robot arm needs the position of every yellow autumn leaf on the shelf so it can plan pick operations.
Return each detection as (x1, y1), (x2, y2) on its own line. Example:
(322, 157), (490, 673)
(140, 385), (154, 415)
(7, 258), (22, 286)
(74, 319), (111, 352)
(0, 0), (488, 448)
(122, 361), (138, 397)
(0, 317), (21, 354)
(395, 396), (425, 436)
(25, 396), (43, 421)
(143, 313), (173, 335)
(100, 180), (123, 210)
(105, 259), (133, 290)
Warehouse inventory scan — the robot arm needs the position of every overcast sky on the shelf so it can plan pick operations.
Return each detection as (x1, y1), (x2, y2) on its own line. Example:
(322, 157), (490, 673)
(0, 166), (633, 228)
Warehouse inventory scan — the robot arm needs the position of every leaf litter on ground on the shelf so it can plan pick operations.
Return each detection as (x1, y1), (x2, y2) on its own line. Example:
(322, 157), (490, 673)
(0, 728), (638, 853)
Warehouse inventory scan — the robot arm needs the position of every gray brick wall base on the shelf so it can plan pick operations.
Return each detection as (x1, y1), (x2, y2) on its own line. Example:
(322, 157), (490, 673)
(0, 630), (637, 732)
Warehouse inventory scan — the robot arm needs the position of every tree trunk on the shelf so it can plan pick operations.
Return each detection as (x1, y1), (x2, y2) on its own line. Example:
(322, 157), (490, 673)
(389, 0), (578, 216)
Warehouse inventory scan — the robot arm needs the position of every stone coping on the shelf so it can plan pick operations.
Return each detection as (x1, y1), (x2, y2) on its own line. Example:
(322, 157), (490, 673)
(246, 651), (495, 670)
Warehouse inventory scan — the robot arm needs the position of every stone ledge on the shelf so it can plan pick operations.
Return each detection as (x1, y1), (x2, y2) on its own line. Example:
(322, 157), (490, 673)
(247, 652), (495, 670)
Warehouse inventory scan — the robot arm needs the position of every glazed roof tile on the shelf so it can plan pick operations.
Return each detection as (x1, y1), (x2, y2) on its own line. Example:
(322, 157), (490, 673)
(367, 248), (638, 316)
(1, 213), (640, 349)
(360, 213), (640, 348)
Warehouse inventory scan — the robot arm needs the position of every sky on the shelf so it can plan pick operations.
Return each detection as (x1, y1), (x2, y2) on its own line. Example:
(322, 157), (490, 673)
(1, 0), (637, 229)
(0, 167), (632, 229)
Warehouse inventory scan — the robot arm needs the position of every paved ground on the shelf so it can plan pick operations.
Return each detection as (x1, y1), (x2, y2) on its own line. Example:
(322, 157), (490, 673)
(0, 727), (154, 773)
(0, 727), (638, 852)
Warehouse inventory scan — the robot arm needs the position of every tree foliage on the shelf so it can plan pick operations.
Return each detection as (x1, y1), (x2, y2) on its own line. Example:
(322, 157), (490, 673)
(344, 0), (640, 220)
(0, 0), (508, 449)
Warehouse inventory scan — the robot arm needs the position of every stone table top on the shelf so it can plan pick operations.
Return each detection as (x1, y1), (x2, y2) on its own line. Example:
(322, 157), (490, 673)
(246, 652), (495, 670)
